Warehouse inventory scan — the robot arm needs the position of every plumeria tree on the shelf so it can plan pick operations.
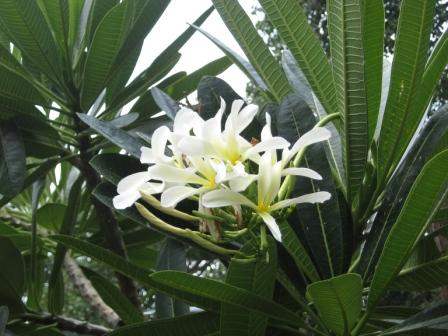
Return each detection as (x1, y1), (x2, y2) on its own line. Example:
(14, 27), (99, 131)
(1, 0), (448, 336)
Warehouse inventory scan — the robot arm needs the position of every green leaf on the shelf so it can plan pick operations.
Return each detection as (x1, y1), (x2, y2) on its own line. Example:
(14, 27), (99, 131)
(29, 178), (45, 310)
(211, 0), (290, 101)
(16, 114), (63, 159)
(77, 113), (145, 158)
(90, 153), (144, 185)
(131, 57), (232, 119)
(0, 121), (26, 200)
(155, 239), (189, 319)
(276, 94), (348, 278)
(50, 234), (220, 312)
(306, 273), (362, 336)
(0, 158), (58, 208)
(0, 66), (45, 104)
(48, 176), (84, 314)
(377, 0), (435, 181)
(110, 52), (180, 112)
(391, 255), (448, 292)
(149, 271), (301, 327)
(281, 52), (345, 190)
(82, 267), (143, 324)
(151, 88), (180, 121)
(380, 303), (448, 335)
(80, 0), (133, 109)
(87, 0), (119, 44)
(197, 76), (242, 119)
(327, 0), (369, 202)
(358, 106), (448, 279)
(258, 0), (337, 115)
(391, 31), (448, 173)
(220, 238), (277, 336)
(368, 150), (448, 311)
(192, 25), (267, 91)
(0, 0), (63, 82)
(38, 0), (69, 56)
(0, 236), (25, 313)
(109, 312), (219, 336)
(277, 220), (320, 283)
(361, 0), (384, 142)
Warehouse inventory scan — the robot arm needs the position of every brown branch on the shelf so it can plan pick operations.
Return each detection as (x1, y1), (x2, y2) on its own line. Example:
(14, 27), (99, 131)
(73, 114), (140, 309)
(20, 313), (110, 336)
(64, 255), (120, 327)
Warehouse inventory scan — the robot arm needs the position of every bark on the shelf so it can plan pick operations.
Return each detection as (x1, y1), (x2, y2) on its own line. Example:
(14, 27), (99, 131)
(20, 313), (110, 336)
(73, 113), (140, 309)
(64, 255), (120, 327)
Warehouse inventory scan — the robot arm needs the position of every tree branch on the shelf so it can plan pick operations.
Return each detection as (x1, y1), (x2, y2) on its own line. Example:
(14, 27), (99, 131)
(64, 254), (120, 327)
(20, 313), (110, 336)
(73, 114), (140, 309)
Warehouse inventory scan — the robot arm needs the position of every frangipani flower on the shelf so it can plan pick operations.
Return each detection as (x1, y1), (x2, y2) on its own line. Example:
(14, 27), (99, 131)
(113, 108), (203, 209)
(202, 152), (331, 242)
(148, 157), (228, 208)
(113, 172), (164, 209)
(177, 99), (290, 166)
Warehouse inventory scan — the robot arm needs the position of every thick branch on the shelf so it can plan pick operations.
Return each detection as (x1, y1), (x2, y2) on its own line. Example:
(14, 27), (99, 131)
(73, 114), (140, 309)
(64, 255), (120, 327)
(20, 313), (110, 336)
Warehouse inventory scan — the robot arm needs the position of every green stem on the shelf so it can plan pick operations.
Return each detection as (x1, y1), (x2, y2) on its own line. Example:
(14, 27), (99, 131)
(278, 113), (341, 200)
(136, 203), (246, 258)
(140, 191), (200, 222)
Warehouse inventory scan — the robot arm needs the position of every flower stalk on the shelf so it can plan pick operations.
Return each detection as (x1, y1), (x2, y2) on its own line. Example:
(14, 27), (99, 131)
(135, 203), (246, 258)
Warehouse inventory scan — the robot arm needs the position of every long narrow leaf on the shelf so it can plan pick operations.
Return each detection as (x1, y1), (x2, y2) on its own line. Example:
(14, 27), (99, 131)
(377, 0), (435, 181)
(109, 312), (219, 336)
(361, 0), (384, 142)
(0, 0), (63, 83)
(211, 0), (290, 101)
(368, 150), (448, 311)
(258, 0), (337, 115)
(391, 255), (448, 292)
(328, 0), (369, 202)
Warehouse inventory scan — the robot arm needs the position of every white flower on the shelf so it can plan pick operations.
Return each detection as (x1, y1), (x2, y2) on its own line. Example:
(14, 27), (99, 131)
(177, 99), (290, 166)
(112, 172), (164, 209)
(202, 131), (332, 243)
(202, 153), (331, 241)
(147, 157), (228, 208)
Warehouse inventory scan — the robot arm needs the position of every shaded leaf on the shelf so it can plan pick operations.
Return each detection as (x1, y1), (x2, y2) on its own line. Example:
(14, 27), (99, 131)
(77, 113), (145, 158)
(0, 236), (25, 313)
(0, 121), (26, 200)
(307, 273), (362, 336)
(109, 312), (219, 336)
(368, 150), (448, 310)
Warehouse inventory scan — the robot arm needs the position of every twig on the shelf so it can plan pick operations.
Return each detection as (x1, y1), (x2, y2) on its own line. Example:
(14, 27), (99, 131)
(19, 313), (110, 336)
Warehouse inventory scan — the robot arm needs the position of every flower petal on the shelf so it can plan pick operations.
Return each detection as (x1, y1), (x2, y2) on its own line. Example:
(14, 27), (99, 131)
(148, 164), (204, 185)
(229, 175), (257, 192)
(225, 99), (244, 133)
(244, 137), (290, 159)
(113, 190), (140, 209)
(282, 167), (322, 180)
(286, 127), (331, 163)
(116, 171), (151, 194)
(236, 103), (257, 133)
(270, 191), (331, 211)
(258, 212), (282, 242)
(261, 113), (273, 141)
(161, 186), (202, 207)
(140, 181), (165, 194)
(177, 136), (214, 157)
(202, 190), (255, 208)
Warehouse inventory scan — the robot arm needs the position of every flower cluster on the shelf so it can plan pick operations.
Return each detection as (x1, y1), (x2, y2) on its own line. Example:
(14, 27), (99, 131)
(113, 99), (331, 242)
